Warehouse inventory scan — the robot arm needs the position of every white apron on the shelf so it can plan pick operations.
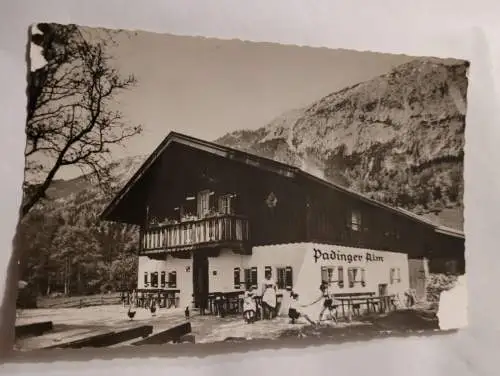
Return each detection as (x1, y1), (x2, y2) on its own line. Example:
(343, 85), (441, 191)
(261, 278), (277, 308)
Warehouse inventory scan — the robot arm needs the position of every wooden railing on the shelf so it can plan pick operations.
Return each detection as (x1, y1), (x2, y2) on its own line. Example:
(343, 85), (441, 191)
(143, 214), (250, 251)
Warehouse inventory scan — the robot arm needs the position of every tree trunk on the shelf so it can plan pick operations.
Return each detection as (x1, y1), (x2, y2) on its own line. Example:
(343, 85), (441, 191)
(64, 257), (70, 296)
(77, 267), (82, 295)
(46, 277), (51, 296)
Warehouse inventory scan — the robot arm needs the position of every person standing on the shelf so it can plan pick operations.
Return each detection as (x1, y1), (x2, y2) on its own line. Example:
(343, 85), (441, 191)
(305, 281), (338, 324)
(260, 269), (277, 320)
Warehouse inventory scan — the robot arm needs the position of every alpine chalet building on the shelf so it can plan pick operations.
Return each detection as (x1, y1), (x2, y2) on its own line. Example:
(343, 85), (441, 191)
(100, 132), (465, 314)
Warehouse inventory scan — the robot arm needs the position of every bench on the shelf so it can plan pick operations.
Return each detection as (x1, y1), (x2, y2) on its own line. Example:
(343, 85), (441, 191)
(132, 322), (192, 346)
(15, 321), (53, 339)
(45, 325), (153, 349)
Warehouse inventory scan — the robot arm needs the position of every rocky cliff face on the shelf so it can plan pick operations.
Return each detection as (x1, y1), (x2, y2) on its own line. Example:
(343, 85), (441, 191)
(216, 58), (468, 230)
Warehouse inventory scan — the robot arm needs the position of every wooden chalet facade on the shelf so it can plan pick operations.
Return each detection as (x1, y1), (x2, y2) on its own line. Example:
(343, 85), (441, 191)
(101, 132), (465, 310)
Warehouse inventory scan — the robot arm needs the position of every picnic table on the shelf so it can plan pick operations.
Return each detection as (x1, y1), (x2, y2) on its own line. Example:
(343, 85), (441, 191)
(334, 294), (397, 320)
(206, 291), (284, 317)
(134, 289), (180, 308)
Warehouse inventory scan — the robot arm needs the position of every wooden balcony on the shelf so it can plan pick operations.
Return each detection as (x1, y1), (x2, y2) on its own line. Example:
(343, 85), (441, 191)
(142, 214), (250, 255)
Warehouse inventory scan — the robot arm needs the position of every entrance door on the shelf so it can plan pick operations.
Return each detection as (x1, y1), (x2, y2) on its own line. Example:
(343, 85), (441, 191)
(408, 259), (428, 300)
(192, 252), (209, 310)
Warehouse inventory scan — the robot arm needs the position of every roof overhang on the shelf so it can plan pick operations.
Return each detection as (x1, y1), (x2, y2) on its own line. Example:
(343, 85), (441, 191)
(435, 226), (465, 239)
(100, 131), (297, 222)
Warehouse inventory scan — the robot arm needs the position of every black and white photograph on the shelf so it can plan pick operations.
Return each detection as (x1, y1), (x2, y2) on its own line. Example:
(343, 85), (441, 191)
(14, 23), (467, 352)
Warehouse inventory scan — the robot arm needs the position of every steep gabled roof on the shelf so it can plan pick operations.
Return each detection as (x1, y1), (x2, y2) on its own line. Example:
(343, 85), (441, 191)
(100, 131), (464, 240)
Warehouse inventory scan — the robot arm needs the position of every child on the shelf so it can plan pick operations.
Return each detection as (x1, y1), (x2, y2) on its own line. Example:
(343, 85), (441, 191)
(306, 281), (338, 324)
(243, 288), (257, 324)
(288, 292), (316, 325)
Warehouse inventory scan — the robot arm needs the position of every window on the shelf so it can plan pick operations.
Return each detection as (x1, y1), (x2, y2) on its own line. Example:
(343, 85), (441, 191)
(234, 267), (241, 289)
(144, 272), (149, 287)
(347, 267), (366, 288)
(389, 268), (401, 284)
(168, 271), (177, 288)
(197, 190), (211, 217)
(151, 272), (159, 288)
(338, 266), (344, 288)
(219, 194), (233, 215)
(347, 267), (359, 288)
(276, 267), (293, 290)
(350, 209), (362, 231)
(244, 267), (258, 289)
(160, 271), (166, 287)
(321, 267), (336, 284)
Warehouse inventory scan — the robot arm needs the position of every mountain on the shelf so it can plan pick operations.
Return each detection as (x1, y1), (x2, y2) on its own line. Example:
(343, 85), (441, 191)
(216, 58), (467, 230)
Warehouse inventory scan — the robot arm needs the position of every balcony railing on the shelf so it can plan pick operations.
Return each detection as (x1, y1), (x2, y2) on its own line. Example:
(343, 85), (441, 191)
(142, 214), (250, 252)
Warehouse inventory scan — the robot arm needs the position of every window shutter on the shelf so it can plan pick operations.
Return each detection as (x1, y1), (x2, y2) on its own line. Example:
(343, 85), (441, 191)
(389, 268), (395, 284)
(251, 267), (258, 289)
(234, 267), (241, 289)
(160, 271), (166, 287)
(321, 267), (328, 283)
(144, 272), (149, 287)
(244, 268), (250, 289)
(285, 266), (293, 290)
(337, 267), (344, 288)
(348, 268), (354, 288)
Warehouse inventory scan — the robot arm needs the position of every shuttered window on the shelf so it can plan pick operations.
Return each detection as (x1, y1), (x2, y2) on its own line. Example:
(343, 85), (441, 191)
(144, 272), (149, 287)
(234, 267), (241, 289)
(160, 271), (166, 287)
(277, 267), (294, 290)
(244, 267), (258, 290)
(251, 267), (258, 289)
(151, 272), (158, 288)
(168, 271), (177, 288)
(285, 266), (293, 290)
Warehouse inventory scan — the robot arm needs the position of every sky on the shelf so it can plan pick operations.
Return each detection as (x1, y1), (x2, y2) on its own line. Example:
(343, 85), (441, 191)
(31, 27), (416, 180)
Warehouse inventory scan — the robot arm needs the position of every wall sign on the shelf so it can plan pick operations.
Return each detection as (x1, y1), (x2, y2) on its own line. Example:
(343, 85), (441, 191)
(313, 247), (384, 264)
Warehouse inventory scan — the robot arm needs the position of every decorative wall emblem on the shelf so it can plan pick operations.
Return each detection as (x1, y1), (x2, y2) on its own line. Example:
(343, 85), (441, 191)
(266, 192), (278, 208)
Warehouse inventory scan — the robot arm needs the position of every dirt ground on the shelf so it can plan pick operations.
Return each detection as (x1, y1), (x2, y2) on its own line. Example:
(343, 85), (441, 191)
(14, 305), (439, 351)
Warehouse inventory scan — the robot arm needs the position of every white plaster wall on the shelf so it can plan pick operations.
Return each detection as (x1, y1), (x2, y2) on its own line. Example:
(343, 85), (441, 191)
(292, 243), (410, 318)
(208, 248), (250, 293)
(137, 243), (411, 316)
(137, 256), (166, 289)
(251, 243), (309, 315)
(137, 255), (193, 309)
(207, 245), (308, 315)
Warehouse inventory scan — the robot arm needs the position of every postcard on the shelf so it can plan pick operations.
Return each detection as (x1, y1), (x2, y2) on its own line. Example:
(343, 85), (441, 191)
(14, 23), (467, 352)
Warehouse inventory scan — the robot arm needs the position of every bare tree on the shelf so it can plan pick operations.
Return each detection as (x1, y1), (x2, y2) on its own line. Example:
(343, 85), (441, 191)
(23, 23), (142, 217)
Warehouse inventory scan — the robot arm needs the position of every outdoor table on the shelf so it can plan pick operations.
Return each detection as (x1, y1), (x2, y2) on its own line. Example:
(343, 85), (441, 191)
(135, 289), (180, 308)
(208, 291), (245, 316)
(335, 295), (396, 320)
